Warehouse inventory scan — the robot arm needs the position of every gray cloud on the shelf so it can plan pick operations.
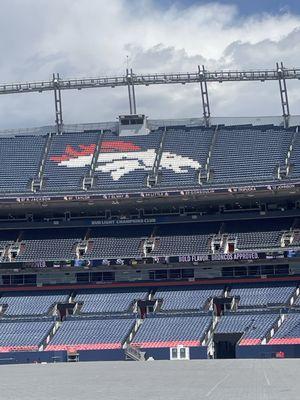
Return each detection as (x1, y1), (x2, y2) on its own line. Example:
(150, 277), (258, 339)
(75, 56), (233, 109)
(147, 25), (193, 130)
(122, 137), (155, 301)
(0, 0), (299, 129)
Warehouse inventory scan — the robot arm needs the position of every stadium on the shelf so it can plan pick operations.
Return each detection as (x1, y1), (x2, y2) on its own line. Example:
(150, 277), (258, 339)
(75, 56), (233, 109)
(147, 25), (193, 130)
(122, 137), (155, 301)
(2, 1), (300, 397)
(0, 62), (300, 367)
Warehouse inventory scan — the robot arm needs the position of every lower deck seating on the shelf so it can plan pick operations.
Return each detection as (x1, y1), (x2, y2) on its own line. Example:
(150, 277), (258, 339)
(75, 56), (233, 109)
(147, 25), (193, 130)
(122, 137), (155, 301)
(0, 285), (298, 357)
(131, 315), (212, 348)
(293, 296), (300, 306)
(45, 317), (135, 351)
(269, 314), (300, 344)
(215, 313), (279, 345)
(0, 319), (54, 352)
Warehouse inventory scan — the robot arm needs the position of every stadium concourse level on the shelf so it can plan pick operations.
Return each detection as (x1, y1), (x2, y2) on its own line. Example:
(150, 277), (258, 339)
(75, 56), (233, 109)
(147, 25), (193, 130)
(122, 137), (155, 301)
(0, 217), (300, 262)
(0, 285), (299, 358)
(0, 124), (299, 195)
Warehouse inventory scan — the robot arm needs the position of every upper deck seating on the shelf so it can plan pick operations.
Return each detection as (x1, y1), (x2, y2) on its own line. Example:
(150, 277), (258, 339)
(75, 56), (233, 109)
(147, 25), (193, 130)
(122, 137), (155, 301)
(0, 125), (296, 195)
(158, 127), (213, 187)
(289, 132), (300, 179)
(43, 131), (99, 191)
(0, 135), (46, 193)
(210, 127), (292, 185)
(94, 130), (162, 189)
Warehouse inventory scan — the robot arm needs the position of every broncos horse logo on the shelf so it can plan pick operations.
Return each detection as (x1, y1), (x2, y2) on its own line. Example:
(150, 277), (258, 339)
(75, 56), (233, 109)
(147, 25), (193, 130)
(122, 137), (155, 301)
(51, 140), (201, 181)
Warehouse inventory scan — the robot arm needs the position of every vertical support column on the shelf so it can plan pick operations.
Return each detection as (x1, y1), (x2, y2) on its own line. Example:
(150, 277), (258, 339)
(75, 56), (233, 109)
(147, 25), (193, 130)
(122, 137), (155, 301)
(277, 62), (290, 128)
(131, 69), (137, 115)
(198, 65), (211, 127)
(126, 68), (137, 115)
(53, 73), (63, 134)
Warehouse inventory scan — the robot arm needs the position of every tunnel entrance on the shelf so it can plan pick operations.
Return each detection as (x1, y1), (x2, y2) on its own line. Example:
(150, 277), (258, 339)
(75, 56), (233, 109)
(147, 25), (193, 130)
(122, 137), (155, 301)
(214, 333), (243, 359)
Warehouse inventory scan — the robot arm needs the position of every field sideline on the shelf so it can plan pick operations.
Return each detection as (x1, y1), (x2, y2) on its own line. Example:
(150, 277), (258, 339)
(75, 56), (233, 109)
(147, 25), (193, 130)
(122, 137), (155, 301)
(1, 358), (299, 400)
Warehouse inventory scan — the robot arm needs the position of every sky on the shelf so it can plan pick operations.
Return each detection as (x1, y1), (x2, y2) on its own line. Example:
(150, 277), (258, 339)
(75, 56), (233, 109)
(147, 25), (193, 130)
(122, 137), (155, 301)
(157, 0), (300, 15)
(0, 0), (300, 130)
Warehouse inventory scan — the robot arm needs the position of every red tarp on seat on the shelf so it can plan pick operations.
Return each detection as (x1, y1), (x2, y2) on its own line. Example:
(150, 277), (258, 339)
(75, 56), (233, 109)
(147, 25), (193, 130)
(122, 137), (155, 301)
(268, 338), (300, 345)
(0, 346), (38, 352)
(239, 338), (261, 346)
(131, 340), (201, 348)
(45, 342), (122, 351)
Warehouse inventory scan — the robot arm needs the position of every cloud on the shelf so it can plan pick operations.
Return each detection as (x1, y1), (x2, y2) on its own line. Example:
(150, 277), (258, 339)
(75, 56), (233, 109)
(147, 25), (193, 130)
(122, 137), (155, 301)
(0, 0), (299, 129)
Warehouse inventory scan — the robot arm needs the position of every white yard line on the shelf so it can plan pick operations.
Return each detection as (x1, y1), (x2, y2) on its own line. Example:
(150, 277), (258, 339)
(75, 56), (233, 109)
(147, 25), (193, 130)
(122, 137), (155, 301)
(205, 373), (230, 397)
(264, 370), (271, 386)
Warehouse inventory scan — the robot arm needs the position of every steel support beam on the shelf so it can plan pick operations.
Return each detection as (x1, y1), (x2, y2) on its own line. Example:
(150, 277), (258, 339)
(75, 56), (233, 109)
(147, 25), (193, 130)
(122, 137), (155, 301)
(198, 65), (211, 127)
(277, 62), (290, 128)
(0, 67), (299, 96)
(126, 68), (137, 114)
(53, 73), (63, 134)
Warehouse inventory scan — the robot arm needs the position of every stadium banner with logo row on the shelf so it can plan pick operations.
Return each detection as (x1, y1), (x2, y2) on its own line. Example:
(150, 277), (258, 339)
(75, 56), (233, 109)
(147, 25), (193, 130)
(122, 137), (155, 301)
(0, 180), (297, 204)
(11, 249), (300, 269)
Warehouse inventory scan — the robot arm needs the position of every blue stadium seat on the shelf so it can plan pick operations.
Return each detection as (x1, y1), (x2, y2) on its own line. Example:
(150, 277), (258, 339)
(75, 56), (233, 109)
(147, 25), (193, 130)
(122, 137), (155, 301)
(210, 127), (292, 185)
(0, 292), (69, 316)
(269, 314), (300, 344)
(46, 317), (135, 351)
(0, 319), (54, 351)
(132, 315), (212, 348)
(230, 286), (295, 308)
(42, 132), (99, 191)
(76, 290), (148, 314)
(155, 288), (223, 311)
(215, 313), (278, 345)
(0, 135), (46, 193)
